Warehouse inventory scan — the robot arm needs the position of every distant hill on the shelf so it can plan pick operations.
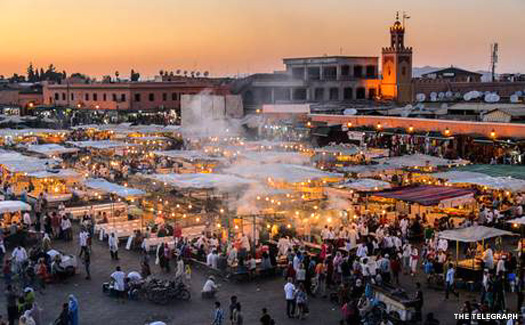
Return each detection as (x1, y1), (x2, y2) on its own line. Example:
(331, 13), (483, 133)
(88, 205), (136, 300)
(413, 66), (493, 82)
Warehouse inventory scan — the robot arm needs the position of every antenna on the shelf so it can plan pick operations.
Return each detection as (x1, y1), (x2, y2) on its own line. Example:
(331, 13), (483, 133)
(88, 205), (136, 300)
(403, 11), (411, 28)
(490, 42), (499, 82)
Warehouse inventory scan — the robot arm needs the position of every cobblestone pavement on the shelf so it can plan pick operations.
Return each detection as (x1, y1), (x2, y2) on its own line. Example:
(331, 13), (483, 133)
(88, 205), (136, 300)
(0, 229), (519, 325)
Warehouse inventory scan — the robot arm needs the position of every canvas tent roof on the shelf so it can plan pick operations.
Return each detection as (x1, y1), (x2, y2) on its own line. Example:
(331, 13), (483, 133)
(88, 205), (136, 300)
(28, 169), (81, 179)
(373, 154), (468, 169)
(146, 173), (253, 191)
(153, 150), (226, 162)
(241, 151), (310, 165)
(373, 185), (475, 206)
(430, 171), (525, 192)
(0, 152), (57, 173)
(0, 201), (32, 213)
(334, 178), (391, 192)
(437, 225), (516, 242)
(67, 140), (137, 150)
(224, 163), (342, 183)
(507, 216), (525, 225)
(452, 164), (525, 180)
(26, 144), (78, 156)
(84, 178), (146, 198)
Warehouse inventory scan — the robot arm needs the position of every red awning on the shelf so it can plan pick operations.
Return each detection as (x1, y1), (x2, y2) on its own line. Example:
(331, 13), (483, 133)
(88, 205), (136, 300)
(372, 185), (476, 206)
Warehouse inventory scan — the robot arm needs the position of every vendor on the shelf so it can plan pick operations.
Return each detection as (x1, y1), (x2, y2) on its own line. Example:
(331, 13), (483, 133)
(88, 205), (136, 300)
(482, 244), (494, 270)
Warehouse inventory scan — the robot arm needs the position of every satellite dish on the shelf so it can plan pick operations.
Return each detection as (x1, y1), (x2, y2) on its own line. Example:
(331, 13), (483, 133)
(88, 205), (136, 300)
(445, 91), (453, 98)
(416, 93), (426, 102)
(510, 94), (519, 103)
(516, 91), (523, 96)
(484, 93), (500, 103)
(430, 92), (438, 102)
(343, 108), (357, 115)
(454, 92), (462, 99)
(438, 92), (445, 100)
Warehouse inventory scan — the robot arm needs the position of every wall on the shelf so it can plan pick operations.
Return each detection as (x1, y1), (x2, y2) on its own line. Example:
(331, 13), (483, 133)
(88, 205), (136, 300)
(308, 113), (525, 139)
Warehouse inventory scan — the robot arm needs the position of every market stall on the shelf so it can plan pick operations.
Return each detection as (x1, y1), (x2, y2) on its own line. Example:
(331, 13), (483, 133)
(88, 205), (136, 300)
(437, 225), (517, 280)
(24, 144), (79, 157)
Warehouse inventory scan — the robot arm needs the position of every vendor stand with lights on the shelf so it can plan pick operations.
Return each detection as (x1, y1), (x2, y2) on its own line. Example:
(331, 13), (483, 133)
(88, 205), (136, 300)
(437, 225), (517, 281)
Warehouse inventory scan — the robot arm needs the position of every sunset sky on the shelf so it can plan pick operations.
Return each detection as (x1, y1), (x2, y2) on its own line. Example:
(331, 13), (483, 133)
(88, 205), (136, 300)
(0, 0), (523, 78)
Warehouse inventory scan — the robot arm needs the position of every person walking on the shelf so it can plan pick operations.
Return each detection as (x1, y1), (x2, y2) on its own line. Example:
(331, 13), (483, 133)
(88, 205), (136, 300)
(228, 296), (239, 325)
(284, 277), (296, 318)
(212, 301), (225, 325)
(413, 282), (424, 322)
(5, 285), (18, 325)
(444, 264), (459, 300)
(259, 308), (274, 325)
(108, 233), (119, 260)
(82, 250), (91, 280)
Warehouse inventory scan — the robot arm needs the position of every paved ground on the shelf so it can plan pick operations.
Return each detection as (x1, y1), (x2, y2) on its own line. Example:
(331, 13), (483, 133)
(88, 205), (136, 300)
(0, 228), (519, 325)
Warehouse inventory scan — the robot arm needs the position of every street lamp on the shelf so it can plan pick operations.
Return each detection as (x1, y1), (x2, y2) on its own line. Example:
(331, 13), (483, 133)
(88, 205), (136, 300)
(490, 129), (496, 139)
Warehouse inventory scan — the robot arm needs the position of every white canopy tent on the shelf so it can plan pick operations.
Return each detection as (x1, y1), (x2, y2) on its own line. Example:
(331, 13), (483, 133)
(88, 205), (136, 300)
(437, 225), (517, 243)
(507, 216), (525, 226)
(374, 154), (469, 169)
(240, 151), (310, 165)
(0, 201), (32, 213)
(334, 178), (391, 192)
(25, 144), (79, 157)
(28, 169), (81, 180)
(67, 140), (137, 150)
(153, 150), (226, 162)
(146, 173), (253, 192)
(224, 163), (342, 183)
(83, 178), (146, 198)
(0, 152), (58, 173)
(431, 171), (525, 192)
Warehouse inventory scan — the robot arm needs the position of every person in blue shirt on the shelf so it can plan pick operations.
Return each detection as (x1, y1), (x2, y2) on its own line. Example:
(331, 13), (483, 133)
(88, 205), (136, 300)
(212, 301), (224, 325)
(445, 264), (459, 300)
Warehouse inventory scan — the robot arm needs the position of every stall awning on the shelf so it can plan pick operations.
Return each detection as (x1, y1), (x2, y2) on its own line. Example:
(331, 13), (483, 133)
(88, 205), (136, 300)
(373, 185), (475, 206)
(507, 216), (525, 226)
(83, 178), (146, 198)
(26, 144), (78, 156)
(437, 225), (517, 242)
(0, 201), (32, 213)
(28, 169), (81, 180)
(146, 173), (253, 191)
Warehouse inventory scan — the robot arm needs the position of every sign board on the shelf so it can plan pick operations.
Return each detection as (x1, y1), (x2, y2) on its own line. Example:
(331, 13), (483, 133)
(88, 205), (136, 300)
(262, 104), (310, 114)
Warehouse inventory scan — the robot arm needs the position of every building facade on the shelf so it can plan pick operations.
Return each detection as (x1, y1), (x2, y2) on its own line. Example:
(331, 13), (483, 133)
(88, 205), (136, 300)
(43, 80), (230, 111)
(233, 56), (381, 113)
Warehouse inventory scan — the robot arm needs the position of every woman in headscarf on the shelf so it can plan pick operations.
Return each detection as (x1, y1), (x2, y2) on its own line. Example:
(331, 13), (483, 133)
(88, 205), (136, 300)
(68, 295), (79, 325)
(19, 310), (36, 325)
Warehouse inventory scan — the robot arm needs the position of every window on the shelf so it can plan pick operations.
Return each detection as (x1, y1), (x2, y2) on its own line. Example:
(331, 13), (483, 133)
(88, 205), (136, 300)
(71, 93), (74, 101)
(93, 93), (98, 101)
(85, 93), (89, 101)
(354, 65), (363, 78)
(62, 93), (66, 101)
(343, 88), (353, 100)
(329, 88), (339, 101)
(341, 65), (350, 76)
(134, 93), (141, 102)
(307, 67), (321, 80)
(112, 94), (117, 101)
(162, 93), (167, 101)
(366, 65), (376, 78)
(149, 93), (154, 101)
(314, 88), (324, 101)
(121, 94), (126, 102)
(171, 93), (178, 101)
(368, 88), (377, 99)
(103, 93), (107, 101)
(292, 88), (307, 101)
(54, 93), (59, 100)
(401, 67), (407, 76)
(356, 87), (366, 99)
(323, 66), (337, 80)
(274, 88), (290, 101)
(291, 67), (305, 79)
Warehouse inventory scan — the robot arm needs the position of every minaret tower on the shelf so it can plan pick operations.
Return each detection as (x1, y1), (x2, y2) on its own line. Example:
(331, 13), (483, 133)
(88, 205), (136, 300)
(381, 12), (413, 102)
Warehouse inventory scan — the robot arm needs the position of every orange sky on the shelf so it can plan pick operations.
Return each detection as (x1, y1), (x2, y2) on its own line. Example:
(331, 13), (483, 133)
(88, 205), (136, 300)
(0, 0), (523, 78)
